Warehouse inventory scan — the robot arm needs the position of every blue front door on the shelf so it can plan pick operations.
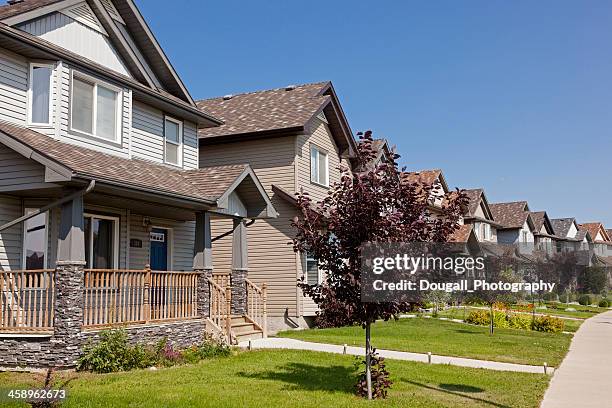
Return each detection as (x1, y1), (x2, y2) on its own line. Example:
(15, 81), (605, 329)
(150, 228), (168, 270)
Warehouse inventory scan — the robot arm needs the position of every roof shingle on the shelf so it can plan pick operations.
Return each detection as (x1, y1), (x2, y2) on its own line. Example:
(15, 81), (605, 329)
(489, 201), (529, 229)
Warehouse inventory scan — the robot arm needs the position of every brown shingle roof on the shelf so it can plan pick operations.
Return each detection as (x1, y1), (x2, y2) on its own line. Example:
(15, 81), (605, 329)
(550, 218), (577, 239)
(0, 120), (248, 204)
(0, 0), (63, 20)
(448, 224), (473, 243)
(196, 82), (331, 139)
(401, 169), (442, 187)
(463, 189), (483, 217)
(489, 201), (529, 229)
(578, 223), (610, 242)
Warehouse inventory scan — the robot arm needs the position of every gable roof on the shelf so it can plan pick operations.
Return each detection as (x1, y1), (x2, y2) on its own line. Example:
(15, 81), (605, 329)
(489, 201), (530, 229)
(530, 211), (555, 236)
(578, 223), (611, 243)
(550, 218), (579, 240)
(196, 81), (358, 157)
(0, 120), (275, 217)
(0, 0), (196, 105)
(448, 224), (473, 243)
(401, 169), (448, 192)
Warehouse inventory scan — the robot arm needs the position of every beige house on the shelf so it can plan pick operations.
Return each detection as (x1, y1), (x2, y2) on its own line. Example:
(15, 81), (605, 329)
(197, 82), (358, 331)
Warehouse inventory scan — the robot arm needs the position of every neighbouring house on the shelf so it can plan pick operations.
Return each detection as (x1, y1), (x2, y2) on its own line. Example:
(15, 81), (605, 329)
(578, 222), (612, 256)
(0, 0), (277, 368)
(197, 82), (358, 331)
(461, 188), (500, 243)
(529, 211), (557, 254)
(551, 217), (590, 253)
(489, 201), (535, 251)
(401, 169), (449, 218)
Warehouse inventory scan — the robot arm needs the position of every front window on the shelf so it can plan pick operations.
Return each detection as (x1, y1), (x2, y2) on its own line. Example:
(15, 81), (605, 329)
(28, 64), (53, 125)
(164, 117), (183, 166)
(521, 230), (529, 242)
(84, 214), (119, 269)
(305, 253), (321, 285)
(310, 146), (328, 186)
(71, 73), (121, 142)
(22, 209), (47, 269)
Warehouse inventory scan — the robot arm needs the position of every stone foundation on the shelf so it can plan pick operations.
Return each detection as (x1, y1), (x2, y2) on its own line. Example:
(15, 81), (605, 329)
(231, 268), (247, 315)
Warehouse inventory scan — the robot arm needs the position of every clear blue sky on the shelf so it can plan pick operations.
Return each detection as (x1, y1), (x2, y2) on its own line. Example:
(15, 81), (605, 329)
(141, 1), (611, 225)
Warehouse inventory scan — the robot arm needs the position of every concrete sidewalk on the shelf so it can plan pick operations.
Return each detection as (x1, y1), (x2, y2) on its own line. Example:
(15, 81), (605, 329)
(238, 337), (553, 375)
(541, 310), (612, 407)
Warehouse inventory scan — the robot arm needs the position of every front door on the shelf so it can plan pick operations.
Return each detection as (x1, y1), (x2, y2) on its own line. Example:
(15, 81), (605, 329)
(150, 228), (168, 271)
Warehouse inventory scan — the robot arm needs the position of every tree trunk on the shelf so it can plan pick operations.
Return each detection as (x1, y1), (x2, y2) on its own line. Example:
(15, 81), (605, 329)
(489, 303), (494, 335)
(365, 321), (372, 400)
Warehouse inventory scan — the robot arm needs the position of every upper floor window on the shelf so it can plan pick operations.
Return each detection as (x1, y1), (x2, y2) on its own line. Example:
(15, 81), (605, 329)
(310, 145), (328, 187)
(28, 63), (53, 125)
(71, 72), (121, 143)
(521, 230), (529, 242)
(164, 116), (183, 166)
(22, 208), (48, 270)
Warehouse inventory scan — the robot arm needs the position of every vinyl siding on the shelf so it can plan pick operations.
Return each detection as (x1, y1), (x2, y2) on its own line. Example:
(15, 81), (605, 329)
(0, 144), (47, 192)
(200, 136), (299, 317)
(0, 48), (28, 125)
(18, 12), (131, 77)
(0, 195), (22, 270)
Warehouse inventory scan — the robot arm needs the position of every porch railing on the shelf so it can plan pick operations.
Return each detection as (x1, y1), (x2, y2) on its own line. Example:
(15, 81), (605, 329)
(83, 268), (198, 328)
(207, 277), (233, 342)
(211, 272), (231, 289)
(245, 279), (267, 338)
(1, 269), (55, 333)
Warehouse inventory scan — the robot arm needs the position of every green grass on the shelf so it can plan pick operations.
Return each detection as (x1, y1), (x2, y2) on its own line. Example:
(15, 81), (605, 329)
(509, 304), (604, 319)
(0, 350), (550, 408)
(278, 317), (571, 366)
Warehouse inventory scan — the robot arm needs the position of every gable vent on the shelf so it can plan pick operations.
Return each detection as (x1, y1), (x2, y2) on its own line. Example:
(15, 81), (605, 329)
(223, 95), (233, 100)
(61, 3), (106, 34)
(285, 84), (296, 91)
(100, 0), (125, 24)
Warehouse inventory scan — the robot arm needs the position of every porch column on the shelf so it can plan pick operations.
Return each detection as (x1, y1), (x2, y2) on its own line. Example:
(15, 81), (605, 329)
(231, 218), (248, 315)
(53, 194), (86, 366)
(194, 211), (213, 318)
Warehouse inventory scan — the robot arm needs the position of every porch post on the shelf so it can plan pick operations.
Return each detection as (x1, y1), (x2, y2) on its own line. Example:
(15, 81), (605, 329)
(231, 217), (248, 315)
(53, 194), (86, 367)
(194, 211), (213, 318)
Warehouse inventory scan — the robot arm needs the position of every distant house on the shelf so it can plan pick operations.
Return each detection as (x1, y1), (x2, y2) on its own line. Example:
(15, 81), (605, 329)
(578, 222), (612, 256)
(401, 169), (448, 217)
(461, 188), (500, 243)
(489, 201), (535, 250)
(529, 211), (557, 253)
(551, 218), (590, 252)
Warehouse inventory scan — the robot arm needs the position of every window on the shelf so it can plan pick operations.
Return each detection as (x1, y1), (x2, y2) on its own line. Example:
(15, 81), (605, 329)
(84, 214), (119, 269)
(71, 73), (121, 142)
(305, 253), (321, 285)
(521, 230), (529, 243)
(480, 223), (490, 241)
(22, 209), (47, 269)
(310, 146), (328, 186)
(164, 117), (182, 166)
(28, 64), (52, 125)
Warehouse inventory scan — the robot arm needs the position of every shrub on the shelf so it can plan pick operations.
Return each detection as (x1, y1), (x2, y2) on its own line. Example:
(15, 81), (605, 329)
(578, 294), (592, 306)
(509, 314), (532, 330)
(558, 293), (571, 303)
(492, 310), (509, 328)
(532, 315), (564, 333)
(542, 292), (559, 302)
(598, 299), (610, 308)
(465, 309), (489, 326)
(355, 351), (392, 399)
(77, 329), (154, 373)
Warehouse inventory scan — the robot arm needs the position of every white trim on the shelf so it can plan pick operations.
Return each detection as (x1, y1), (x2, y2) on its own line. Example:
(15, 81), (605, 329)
(84, 213), (120, 269)
(69, 69), (123, 145)
(21, 208), (48, 270)
(163, 115), (183, 167)
(27, 63), (54, 127)
(150, 226), (173, 271)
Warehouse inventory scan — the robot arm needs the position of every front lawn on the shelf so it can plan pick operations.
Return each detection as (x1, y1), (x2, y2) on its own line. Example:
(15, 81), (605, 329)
(278, 317), (571, 366)
(0, 350), (550, 408)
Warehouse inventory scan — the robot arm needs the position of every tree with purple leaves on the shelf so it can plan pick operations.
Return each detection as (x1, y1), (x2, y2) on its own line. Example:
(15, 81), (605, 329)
(291, 130), (466, 399)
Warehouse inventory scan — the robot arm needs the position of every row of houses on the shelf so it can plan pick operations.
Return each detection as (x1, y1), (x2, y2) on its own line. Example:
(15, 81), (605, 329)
(404, 168), (612, 265)
(0, 0), (607, 367)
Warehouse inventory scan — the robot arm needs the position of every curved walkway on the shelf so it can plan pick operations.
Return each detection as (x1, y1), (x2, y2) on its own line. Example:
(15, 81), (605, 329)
(541, 309), (612, 408)
(238, 337), (553, 375)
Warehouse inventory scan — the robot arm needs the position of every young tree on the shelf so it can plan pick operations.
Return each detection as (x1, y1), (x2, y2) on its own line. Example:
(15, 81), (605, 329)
(292, 131), (466, 399)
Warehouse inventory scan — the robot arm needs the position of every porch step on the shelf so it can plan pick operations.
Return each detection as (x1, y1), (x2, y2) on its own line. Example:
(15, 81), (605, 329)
(230, 315), (263, 342)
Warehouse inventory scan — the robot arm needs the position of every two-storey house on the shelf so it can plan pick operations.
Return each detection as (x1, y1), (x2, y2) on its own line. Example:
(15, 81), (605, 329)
(489, 201), (535, 252)
(0, 0), (276, 368)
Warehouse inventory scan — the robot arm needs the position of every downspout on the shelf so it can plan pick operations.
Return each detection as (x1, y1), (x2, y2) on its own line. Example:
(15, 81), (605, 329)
(211, 218), (255, 243)
(0, 180), (95, 232)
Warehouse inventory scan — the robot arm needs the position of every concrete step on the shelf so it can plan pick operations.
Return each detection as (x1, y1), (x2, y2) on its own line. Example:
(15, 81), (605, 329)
(232, 322), (258, 334)
(234, 329), (264, 342)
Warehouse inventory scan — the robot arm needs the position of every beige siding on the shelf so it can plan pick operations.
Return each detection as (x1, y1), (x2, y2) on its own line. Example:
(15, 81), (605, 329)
(0, 195), (22, 270)
(201, 137), (300, 317)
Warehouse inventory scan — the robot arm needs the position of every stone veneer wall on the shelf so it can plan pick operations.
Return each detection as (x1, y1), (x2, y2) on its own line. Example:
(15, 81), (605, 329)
(231, 269), (247, 315)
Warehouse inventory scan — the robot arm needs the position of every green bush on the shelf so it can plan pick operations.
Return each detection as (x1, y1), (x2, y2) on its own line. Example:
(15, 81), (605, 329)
(598, 299), (610, 308)
(509, 314), (532, 330)
(77, 329), (154, 373)
(492, 310), (509, 328)
(531, 315), (564, 333)
(578, 294), (592, 306)
(542, 292), (559, 302)
(465, 309), (489, 326)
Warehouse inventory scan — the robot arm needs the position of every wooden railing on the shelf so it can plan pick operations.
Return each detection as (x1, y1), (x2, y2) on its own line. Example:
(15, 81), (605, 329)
(211, 272), (231, 289)
(207, 277), (233, 342)
(245, 278), (267, 338)
(1, 270), (55, 333)
(83, 268), (198, 328)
